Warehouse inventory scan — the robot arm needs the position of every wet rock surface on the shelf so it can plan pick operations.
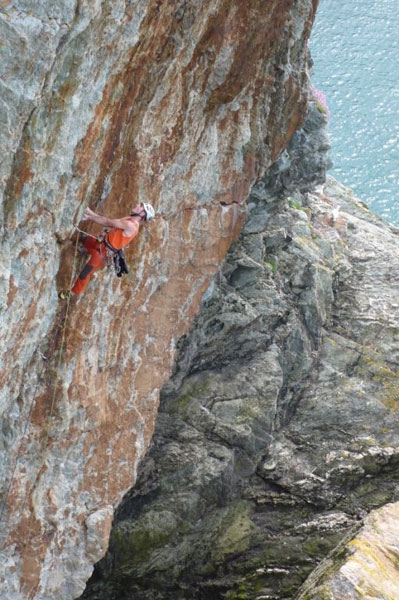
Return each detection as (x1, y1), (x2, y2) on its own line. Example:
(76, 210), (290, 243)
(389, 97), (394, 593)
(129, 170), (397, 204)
(82, 105), (399, 599)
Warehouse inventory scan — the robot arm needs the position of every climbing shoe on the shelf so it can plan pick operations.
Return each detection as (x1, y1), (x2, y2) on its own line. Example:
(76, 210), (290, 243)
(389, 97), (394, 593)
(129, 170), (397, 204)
(58, 290), (71, 300)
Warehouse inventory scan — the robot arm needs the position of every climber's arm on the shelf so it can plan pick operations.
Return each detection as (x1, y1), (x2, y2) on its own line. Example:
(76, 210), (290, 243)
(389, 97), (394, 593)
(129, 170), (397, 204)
(82, 208), (137, 236)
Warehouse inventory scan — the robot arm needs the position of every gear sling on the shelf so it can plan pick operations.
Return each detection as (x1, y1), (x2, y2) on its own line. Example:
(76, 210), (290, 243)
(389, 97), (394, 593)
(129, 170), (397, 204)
(101, 236), (129, 277)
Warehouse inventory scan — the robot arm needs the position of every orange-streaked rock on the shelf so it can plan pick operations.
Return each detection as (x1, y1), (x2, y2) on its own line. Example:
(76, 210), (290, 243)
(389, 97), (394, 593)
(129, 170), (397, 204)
(0, 1), (317, 598)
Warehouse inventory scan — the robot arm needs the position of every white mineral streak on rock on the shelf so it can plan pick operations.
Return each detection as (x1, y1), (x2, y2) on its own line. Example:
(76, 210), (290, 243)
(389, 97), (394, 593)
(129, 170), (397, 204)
(85, 506), (114, 560)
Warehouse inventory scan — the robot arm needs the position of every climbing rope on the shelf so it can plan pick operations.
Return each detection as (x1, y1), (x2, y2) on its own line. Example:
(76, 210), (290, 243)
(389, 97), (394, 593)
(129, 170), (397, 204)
(73, 224), (98, 239)
(0, 229), (81, 541)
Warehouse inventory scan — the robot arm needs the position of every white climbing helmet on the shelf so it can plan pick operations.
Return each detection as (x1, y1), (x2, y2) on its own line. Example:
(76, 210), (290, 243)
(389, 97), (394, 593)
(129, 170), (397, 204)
(141, 202), (155, 221)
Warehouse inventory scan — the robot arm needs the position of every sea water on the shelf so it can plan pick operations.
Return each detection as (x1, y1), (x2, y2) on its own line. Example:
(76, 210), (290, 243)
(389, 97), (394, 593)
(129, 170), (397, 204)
(310, 0), (399, 225)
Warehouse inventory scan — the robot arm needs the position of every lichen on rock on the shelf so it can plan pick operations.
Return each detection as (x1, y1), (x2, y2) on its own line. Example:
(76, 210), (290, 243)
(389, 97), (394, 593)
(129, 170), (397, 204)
(295, 503), (399, 600)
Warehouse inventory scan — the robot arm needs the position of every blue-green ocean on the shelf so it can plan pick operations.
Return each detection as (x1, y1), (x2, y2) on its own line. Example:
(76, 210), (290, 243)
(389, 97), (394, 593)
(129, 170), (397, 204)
(310, 0), (399, 225)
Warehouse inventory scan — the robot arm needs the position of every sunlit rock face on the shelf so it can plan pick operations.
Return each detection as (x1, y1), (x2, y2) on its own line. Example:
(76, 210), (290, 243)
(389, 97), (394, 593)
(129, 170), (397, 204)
(296, 503), (399, 600)
(0, 1), (317, 598)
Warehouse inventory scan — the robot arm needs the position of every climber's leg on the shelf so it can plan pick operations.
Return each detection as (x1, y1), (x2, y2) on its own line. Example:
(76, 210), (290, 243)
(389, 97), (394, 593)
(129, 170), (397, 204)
(71, 245), (105, 295)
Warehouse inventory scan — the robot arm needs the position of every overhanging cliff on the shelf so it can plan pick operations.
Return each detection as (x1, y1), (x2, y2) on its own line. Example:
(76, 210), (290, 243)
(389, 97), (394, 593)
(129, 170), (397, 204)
(82, 103), (399, 599)
(0, 1), (317, 599)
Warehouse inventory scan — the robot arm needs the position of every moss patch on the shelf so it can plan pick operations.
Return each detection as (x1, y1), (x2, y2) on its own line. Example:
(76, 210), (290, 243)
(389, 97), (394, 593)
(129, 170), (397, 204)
(210, 501), (254, 564)
(166, 381), (210, 416)
(356, 349), (399, 410)
(264, 258), (277, 273)
(110, 510), (177, 573)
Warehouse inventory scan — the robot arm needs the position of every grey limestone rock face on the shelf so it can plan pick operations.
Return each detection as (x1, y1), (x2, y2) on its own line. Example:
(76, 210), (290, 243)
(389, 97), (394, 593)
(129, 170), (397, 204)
(81, 104), (399, 599)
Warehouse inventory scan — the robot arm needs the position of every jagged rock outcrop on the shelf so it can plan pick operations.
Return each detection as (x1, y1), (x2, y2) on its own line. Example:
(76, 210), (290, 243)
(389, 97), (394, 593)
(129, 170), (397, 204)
(81, 102), (399, 600)
(296, 502), (399, 600)
(0, 1), (317, 599)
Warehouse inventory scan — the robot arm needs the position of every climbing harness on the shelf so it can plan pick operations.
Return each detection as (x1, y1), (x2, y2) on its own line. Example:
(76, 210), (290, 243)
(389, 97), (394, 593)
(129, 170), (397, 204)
(74, 224), (130, 278)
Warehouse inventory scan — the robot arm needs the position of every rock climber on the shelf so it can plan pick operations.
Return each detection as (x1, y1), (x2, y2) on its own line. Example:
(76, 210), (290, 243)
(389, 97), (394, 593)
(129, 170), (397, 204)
(58, 202), (155, 299)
